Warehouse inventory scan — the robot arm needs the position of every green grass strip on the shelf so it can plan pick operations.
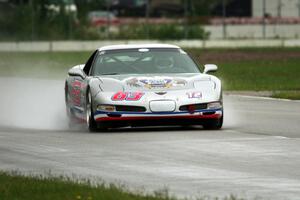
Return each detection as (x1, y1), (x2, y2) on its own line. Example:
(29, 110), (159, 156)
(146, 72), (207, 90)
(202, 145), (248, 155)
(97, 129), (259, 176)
(0, 171), (244, 200)
(271, 91), (300, 100)
(0, 48), (299, 91)
(0, 171), (174, 200)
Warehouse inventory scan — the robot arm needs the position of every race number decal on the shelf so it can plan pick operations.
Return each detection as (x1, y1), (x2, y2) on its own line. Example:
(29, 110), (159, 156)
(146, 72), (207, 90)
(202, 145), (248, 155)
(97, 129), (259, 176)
(112, 92), (144, 101)
(126, 92), (144, 101)
(186, 92), (202, 99)
(111, 91), (127, 101)
(71, 80), (82, 106)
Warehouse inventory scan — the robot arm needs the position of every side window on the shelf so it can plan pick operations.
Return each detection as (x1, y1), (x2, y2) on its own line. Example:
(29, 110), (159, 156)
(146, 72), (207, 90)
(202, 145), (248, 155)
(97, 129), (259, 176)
(83, 50), (98, 75)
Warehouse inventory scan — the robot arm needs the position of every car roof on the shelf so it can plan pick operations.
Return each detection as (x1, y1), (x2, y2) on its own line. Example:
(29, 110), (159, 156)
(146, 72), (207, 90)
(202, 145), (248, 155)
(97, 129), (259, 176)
(98, 44), (180, 51)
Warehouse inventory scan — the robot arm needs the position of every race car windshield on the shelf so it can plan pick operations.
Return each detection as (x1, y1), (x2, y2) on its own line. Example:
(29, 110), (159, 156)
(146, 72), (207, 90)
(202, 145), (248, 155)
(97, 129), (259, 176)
(91, 48), (201, 76)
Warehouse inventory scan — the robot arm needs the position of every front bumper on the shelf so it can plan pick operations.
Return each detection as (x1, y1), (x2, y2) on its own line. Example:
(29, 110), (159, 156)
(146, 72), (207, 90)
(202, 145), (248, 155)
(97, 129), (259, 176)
(94, 108), (223, 127)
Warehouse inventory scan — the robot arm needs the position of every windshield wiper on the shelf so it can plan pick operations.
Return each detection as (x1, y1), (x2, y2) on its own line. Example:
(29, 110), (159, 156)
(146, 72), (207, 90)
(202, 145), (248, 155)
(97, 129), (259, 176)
(100, 73), (119, 75)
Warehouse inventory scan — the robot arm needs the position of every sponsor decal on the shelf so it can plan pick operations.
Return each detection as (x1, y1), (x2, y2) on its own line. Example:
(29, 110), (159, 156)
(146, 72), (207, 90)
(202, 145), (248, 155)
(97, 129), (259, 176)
(112, 91), (144, 101)
(140, 79), (172, 89)
(172, 78), (187, 87)
(72, 81), (81, 88)
(126, 77), (187, 89)
(186, 91), (202, 99)
(126, 78), (141, 88)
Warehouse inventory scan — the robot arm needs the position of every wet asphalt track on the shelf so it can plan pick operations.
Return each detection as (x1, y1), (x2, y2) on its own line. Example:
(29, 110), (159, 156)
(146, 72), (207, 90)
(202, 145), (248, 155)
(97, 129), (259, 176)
(0, 77), (300, 199)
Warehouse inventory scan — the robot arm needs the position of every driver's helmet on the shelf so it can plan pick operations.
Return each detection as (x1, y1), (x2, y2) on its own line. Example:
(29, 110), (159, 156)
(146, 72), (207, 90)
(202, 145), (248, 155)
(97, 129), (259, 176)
(154, 55), (174, 70)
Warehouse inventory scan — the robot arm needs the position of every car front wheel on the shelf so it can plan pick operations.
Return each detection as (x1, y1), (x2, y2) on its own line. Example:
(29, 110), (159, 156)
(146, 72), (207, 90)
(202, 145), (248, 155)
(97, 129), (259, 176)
(86, 90), (98, 132)
(203, 114), (223, 130)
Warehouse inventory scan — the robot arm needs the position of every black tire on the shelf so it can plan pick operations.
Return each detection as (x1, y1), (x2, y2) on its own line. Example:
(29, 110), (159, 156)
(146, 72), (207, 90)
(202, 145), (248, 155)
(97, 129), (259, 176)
(86, 90), (98, 132)
(65, 83), (77, 129)
(203, 115), (223, 130)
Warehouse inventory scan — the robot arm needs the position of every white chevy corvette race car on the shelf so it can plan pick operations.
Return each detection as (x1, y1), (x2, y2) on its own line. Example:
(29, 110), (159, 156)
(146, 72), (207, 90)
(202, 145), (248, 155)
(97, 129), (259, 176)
(65, 44), (223, 131)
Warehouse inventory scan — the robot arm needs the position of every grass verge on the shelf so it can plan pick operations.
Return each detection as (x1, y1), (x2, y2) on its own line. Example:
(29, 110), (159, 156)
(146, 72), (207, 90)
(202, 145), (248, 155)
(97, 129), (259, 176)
(0, 171), (173, 200)
(271, 91), (300, 100)
(0, 48), (299, 92)
(0, 51), (90, 79)
(0, 171), (242, 200)
(188, 48), (300, 91)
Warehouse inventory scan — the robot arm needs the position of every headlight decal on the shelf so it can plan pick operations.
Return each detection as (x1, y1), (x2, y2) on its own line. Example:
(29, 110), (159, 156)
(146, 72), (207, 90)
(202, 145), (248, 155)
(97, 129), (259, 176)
(193, 80), (215, 90)
(207, 102), (222, 109)
(97, 105), (116, 112)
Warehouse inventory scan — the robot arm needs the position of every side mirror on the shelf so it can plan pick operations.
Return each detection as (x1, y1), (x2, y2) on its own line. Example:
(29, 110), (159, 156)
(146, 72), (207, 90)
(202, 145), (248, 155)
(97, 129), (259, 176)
(68, 67), (86, 79)
(203, 64), (218, 74)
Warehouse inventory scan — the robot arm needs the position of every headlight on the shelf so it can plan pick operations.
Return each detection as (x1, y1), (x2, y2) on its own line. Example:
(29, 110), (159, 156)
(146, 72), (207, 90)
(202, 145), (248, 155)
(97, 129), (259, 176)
(207, 102), (222, 109)
(97, 105), (115, 112)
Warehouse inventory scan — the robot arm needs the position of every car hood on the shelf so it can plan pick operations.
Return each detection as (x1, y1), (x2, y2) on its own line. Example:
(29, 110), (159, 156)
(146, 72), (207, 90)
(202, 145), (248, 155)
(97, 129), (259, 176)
(90, 73), (220, 93)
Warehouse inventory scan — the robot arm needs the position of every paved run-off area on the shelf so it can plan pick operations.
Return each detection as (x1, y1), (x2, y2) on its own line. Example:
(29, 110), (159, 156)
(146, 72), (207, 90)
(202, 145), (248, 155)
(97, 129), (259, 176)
(0, 77), (300, 199)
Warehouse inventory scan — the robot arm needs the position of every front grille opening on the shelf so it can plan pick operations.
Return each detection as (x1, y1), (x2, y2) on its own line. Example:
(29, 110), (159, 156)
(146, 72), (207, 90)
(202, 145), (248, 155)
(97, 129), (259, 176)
(203, 111), (216, 115)
(115, 105), (146, 112)
(107, 114), (122, 117)
(179, 103), (207, 111)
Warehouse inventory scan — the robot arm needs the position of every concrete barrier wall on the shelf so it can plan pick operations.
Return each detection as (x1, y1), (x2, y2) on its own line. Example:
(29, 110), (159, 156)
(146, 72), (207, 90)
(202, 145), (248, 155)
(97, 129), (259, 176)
(205, 24), (300, 39)
(0, 39), (299, 52)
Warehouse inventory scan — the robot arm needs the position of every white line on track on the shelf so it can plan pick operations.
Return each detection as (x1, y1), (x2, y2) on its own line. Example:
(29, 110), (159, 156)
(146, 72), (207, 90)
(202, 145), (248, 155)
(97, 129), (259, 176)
(229, 94), (300, 102)
(38, 145), (69, 153)
(273, 136), (289, 139)
(224, 130), (291, 140)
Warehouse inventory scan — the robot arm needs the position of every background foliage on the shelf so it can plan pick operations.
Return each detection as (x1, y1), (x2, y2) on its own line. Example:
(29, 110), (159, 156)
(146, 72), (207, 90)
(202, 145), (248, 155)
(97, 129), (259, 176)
(0, 0), (218, 41)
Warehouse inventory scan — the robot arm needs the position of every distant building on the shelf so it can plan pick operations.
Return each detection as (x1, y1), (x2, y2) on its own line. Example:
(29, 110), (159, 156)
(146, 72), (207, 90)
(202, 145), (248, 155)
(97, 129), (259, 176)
(212, 0), (252, 17)
(111, 0), (184, 17)
(252, 0), (300, 17)
(111, 0), (146, 16)
(150, 0), (183, 16)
